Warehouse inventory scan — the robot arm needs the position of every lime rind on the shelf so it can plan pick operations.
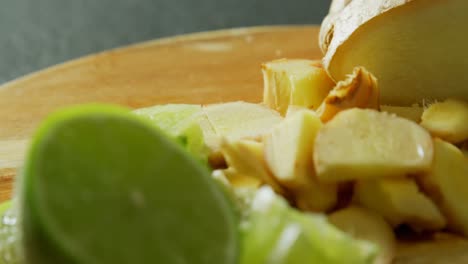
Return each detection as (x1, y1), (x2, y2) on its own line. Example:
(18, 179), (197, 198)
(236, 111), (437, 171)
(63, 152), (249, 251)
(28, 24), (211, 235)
(21, 104), (238, 264)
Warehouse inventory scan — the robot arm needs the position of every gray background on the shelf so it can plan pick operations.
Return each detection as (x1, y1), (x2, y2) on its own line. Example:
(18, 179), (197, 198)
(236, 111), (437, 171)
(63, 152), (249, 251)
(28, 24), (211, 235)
(0, 0), (330, 84)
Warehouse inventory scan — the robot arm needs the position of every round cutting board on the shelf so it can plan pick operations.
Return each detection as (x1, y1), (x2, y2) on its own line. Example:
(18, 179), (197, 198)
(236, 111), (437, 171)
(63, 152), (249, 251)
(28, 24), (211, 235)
(0, 25), (467, 263)
(0, 26), (318, 201)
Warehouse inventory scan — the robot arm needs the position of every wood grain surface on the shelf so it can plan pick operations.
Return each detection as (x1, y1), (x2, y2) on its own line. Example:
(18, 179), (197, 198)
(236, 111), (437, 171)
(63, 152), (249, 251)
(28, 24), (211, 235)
(0, 25), (467, 263)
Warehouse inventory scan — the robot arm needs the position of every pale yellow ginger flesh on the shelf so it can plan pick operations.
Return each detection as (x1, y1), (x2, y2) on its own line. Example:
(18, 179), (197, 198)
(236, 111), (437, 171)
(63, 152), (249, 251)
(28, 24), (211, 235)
(419, 139), (468, 236)
(264, 110), (321, 188)
(219, 140), (264, 188)
(221, 168), (261, 188)
(264, 110), (337, 211)
(316, 66), (379, 122)
(421, 99), (468, 144)
(321, 0), (468, 105)
(293, 182), (337, 213)
(262, 59), (335, 115)
(354, 178), (446, 231)
(220, 139), (286, 195)
(285, 105), (308, 118)
(329, 206), (396, 264)
(380, 105), (423, 123)
(314, 108), (433, 182)
(203, 101), (282, 150)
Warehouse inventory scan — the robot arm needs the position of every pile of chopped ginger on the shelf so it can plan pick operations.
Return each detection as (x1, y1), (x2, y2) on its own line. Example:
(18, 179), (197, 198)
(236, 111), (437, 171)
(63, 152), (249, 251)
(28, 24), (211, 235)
(206, 59), (468, 264)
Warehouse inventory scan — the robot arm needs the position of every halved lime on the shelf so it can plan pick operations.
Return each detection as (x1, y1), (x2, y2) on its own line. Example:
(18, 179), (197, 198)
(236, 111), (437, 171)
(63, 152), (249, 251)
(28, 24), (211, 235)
(21, 104), (238, 264)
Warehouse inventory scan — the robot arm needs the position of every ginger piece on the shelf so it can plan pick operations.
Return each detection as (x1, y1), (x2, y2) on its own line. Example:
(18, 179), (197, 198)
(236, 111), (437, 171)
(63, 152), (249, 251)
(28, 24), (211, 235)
(316, 67), (379, 122)
(265, 110), (321, 188)
(202, 101), (282, 151)
(264, 110), (337, 211)
(262, 59), (335, 115)
(418, 139), (468, 236)
(221, 168), (261, 189)
(220, 139), (286, 195)
(293, 182), (338, 213)
(354, 178), (446, 231)
(285, 105), (309, 118)
(421, 99), (468, 143)
(314, 109), (433, 182)
(329, 206), (396, 264)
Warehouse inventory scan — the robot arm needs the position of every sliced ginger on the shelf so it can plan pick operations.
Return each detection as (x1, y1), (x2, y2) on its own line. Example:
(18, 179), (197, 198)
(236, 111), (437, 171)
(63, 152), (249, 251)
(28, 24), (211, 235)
(264, 110), (337, 212)
(262, 59), (335, 115)
(221, 168), (261, 188)
(314, 108), (433, 182)
(265, 110), (321, 188)
(329, 206), (396, 264)
(419, 139), (468, 236)
(354, 178), (446, 231)
(316, 67), (379, 122)
(285, 105), (308, 118)
(421, 99), (468, 143)
(220, 139), (286, 195)
(202, 101), (282, 159)
(293, 182), (337, 213)
(203, 101), (282, 142)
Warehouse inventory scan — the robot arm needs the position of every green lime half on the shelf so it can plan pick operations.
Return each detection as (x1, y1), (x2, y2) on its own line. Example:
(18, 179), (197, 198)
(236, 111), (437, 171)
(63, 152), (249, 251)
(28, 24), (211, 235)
(20, 104), (238, 264)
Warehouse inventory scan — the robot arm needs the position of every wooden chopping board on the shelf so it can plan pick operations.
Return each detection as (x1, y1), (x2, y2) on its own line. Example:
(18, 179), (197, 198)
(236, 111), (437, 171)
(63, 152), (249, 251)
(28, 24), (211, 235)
(0, 25), (467, 263)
